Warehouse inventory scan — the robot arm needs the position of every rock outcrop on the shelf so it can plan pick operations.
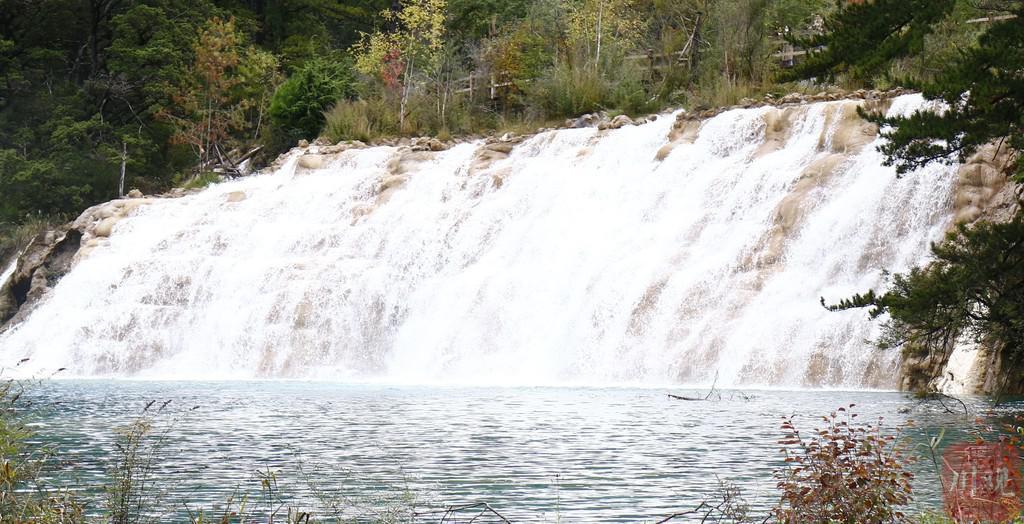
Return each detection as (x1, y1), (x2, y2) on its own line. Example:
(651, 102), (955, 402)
(0, 196), (155, 331)
(0, 228), (81, 327)
(468, 134), (525, 186)
(905, 142), (1021, 395)
(952, 141), (1018, 225)
(657, 89), (905, 163)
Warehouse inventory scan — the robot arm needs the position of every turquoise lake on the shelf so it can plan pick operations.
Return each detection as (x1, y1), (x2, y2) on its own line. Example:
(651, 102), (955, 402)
(19, 381), (1022, 522)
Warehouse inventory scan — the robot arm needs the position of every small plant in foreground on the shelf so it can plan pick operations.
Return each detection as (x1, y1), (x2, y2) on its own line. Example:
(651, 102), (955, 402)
(106, 399), (188, 524)
(106, 415), (157, 524)
(0, 376), (83, 523)
(775, 405), (914, 523)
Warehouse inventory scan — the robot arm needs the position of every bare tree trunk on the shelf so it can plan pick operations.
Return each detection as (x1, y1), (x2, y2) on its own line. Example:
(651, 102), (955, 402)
(400, 56), (415, 132)
(690, 11), (704, 82)
(118, 141), (127, 197)
(595, 1), (603, 68)
(204, 92), (213, 167)
(253, 92), (265, 141)
(441, 66), (450, 130)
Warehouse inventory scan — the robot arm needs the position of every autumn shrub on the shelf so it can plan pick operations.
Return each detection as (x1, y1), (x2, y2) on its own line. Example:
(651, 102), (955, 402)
(774, 405), (915, 523)
(158, 17), (280, 169)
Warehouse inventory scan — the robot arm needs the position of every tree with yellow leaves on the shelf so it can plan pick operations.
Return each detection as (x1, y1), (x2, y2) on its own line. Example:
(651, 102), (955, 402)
(354, 0), (448, 131)
(566, 0), (645, 68)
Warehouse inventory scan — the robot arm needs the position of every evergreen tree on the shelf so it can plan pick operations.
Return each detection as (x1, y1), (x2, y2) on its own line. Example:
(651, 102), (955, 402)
(866, 9), (1024, 181)
(784, 0), (956, 83)
(825, 217), (1024, 392)
(268, 56), (356, 142)
(787, 0), (1024, 181)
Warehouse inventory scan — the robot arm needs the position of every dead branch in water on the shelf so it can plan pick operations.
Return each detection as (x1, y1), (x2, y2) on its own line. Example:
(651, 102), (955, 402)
(917, 390), (969, 416)
(668, 371), (719, 401)
(657, 477), (769, 523)
(413, 502), (512, 523)
(655, 502), (708, 523)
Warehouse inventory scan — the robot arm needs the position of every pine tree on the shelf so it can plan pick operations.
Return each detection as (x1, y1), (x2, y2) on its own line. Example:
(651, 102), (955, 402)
(784, 0), (956, 83)
(787, 0), (1024, 181)
(865, 9), (1024, 181)
(824, 216), (1024, 392)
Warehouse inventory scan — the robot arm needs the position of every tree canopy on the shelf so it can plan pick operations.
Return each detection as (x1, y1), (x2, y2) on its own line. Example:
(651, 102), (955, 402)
(788, 0), (1023, 181)
(867, 9), (1024, 181)
(6, 0), (1004, 232)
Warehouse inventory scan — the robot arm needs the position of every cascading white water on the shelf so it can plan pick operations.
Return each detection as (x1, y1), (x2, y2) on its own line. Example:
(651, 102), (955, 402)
(0, 256), (17, 291)
(0, 95), (958, 387)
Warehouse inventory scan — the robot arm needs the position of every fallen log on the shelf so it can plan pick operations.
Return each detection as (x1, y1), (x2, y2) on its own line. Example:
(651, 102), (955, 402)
(667, 393), (706, 401)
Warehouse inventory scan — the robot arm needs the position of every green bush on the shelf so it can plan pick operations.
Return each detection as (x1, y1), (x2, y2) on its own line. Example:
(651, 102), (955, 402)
(269, 57), (358, 142)
(608, 61), (659, 115)
(527, 62), (609, 118)
(323, 89), (486, 142)
(172, 171), (221, 190)
(525, 50), (660, 120)
(323, 97), (400, 143)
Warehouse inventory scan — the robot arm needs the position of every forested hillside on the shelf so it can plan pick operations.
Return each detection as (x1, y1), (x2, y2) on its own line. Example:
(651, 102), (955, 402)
(0, 0), (1009, 250)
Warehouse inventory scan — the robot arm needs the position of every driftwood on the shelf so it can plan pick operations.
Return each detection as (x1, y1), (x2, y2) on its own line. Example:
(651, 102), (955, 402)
(235, 145), (262, 165)
(656, 502), (709, 523)
(668, 393), (707, 401)
(668, 372), (719, 401)
(413, 502), (512, 523)
(656, 477), (772, 524)
(201, 145), (262, 178)
(915, 390), (970, 416)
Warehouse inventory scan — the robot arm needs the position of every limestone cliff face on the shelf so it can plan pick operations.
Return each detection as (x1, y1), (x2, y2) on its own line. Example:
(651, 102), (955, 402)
(905, 141), (1021, 395)
(0, 228), (81, 327)
(0, 196), (153, 331)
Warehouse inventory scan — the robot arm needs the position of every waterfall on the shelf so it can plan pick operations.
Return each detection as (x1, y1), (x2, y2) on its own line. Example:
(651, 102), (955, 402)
(0, 95), (958, 388)
(0, 256), (17, 291)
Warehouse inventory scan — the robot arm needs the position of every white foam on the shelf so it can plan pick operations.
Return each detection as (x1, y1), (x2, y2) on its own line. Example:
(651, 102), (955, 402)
(0, 96), (958, 387)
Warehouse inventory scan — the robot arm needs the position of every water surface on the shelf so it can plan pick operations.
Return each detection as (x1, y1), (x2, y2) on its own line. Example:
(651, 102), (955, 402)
(22, 381), (1019, 521)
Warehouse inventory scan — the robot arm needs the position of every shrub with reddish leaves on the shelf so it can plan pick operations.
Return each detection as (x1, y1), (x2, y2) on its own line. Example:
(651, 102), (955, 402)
(774, 405), (915, 523)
